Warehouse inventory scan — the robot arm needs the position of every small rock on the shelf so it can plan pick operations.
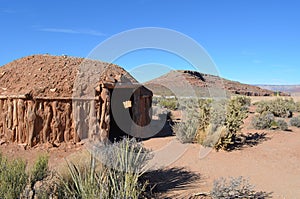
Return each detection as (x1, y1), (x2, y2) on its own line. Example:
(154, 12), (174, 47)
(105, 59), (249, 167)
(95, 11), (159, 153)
(0, 71), (6, 77)
(18, 143), (27, 150)
(53, 141), (60, 147)
(50, 88), (57, 92)
(45, 142), (54, 149)
(0, 139), (6, 145)
(76, 141), (85, 146)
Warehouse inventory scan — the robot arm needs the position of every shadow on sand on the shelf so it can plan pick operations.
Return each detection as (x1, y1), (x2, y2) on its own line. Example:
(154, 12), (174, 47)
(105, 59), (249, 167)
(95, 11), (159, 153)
(142, 167), (203, 198)
(233, 132), (270, 150)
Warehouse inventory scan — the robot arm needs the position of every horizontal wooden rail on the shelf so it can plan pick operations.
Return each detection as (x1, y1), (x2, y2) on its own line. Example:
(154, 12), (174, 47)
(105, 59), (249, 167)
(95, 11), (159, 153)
(0, 95), (99, 101)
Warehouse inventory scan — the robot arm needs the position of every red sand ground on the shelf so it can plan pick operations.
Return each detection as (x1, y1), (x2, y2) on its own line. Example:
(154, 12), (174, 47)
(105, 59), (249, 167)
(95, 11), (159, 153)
(1, 103), (300, 198)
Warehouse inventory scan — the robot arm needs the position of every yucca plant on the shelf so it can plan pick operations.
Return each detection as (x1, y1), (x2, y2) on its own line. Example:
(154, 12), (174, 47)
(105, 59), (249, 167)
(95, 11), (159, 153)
(99, 138), (152, 198)
(58, 138), (152, 199)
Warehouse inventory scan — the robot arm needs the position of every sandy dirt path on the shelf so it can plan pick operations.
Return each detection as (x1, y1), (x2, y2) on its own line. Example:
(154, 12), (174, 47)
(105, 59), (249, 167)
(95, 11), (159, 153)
(143, 128), (300, 198)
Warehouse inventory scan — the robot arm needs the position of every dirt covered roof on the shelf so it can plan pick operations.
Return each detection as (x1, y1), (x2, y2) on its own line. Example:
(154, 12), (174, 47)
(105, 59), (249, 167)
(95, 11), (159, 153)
(0, 55), (137, 98)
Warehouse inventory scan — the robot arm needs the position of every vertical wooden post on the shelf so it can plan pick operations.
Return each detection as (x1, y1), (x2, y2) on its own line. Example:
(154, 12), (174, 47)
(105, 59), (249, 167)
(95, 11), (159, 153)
(17, 99), (25, 143)
(99, 86), (110, 142)
(0, 100), (3, 138)
(12, 99), (18, 142)
(42, 101), (52, 143)
(64, 102), (71, 142)
(89, 100), (97, 140)
(7, 99), (13, 141)
(2, 100), (8, 141)
(73, 101), (81, 143)
(27, 101), (36, 147)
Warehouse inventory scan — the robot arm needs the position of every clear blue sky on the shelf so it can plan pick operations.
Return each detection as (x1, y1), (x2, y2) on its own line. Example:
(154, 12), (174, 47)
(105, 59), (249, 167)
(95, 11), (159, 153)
(1, 0), (299, 85)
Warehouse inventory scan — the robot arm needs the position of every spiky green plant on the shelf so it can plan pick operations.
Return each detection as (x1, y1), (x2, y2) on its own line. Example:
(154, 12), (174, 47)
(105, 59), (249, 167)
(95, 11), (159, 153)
(58, 138), (152, 199)
(225, 97), (248, 134)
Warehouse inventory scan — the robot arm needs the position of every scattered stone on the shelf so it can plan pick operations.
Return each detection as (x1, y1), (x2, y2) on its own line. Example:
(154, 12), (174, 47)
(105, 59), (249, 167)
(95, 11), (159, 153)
(0, 139), (6, 145)
(50, 88), (57, 92)
(18, 143), (27, 150)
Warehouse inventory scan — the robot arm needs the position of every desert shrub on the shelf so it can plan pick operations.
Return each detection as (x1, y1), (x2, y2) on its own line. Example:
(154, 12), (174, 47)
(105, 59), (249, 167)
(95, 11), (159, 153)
(173, 118), (199, 143)
(198, 99), (212, 131)
(214, 131), (235, 151)
(214, 97), (249, 150)
(212, 126), (236, 151)
(157, 97), (178, 110)
(152, 106), (170, 121)
(211, 176), (272, 199)
(174, 99), (200, 143)
(0, 153), (28, 199)
(58, 138), (152, 199)
(295, 101), (300, 112)
(201, 125), (222, 147)
(233, 96), (251, 110)
(255, 101), (271, 114)
(276, 119), (289, 131)
(98, 138), (153, 174)
(272, 98), (294, 117)
(57, 158), (107, 198)
(210, 100), (227, 131)
(30, 155), (49, 187)
(200, 100), (227, 148)
(195, 99), (213, 144)
(290, 116), (300, 127)
(175, 97), (249, 151)
(251, 112), (275, 130)
(225, 97), (248, 134)
(256, 98), (295, 118)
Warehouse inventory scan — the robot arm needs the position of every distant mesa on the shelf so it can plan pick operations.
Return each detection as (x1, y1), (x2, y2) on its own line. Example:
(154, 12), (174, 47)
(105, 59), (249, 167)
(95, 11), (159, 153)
(256, 85), (300, 96)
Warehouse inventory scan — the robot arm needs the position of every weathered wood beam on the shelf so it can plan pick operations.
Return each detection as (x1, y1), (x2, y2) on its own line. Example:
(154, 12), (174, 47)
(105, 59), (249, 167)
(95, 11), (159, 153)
(0, 95), (27, 99)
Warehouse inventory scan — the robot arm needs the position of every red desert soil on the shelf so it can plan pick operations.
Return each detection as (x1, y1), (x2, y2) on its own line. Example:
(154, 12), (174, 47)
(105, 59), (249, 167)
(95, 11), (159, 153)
(1, 105), (300, 198)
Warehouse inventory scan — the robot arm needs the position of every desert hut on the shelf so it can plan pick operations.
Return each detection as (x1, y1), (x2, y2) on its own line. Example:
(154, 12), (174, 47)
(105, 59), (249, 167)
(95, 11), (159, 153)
(0, 55), (152, 147)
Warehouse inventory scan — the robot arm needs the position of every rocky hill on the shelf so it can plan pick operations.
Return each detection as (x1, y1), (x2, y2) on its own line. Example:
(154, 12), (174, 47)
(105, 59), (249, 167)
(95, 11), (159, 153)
(145, 70), (288, 97)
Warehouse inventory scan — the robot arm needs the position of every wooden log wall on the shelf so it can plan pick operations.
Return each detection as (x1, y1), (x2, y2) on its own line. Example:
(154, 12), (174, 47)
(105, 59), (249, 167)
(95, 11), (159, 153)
(0, 88), (111, 147)
(0, 84), (152, 147)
